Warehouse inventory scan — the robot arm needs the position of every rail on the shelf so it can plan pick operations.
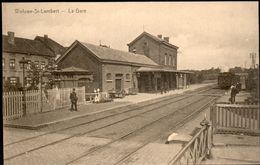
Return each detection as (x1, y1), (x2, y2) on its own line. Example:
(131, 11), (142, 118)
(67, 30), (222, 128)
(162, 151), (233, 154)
(210, 103), (260, 135)
(169, 119), (212, 165)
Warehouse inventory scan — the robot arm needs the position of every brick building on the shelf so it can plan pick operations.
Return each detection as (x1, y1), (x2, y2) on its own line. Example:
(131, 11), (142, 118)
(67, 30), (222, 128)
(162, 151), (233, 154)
(128, 32), (178, 70)
(2, 32), (55, 87)
(127, 32), (191, 92)
(56, 40), (158, 93)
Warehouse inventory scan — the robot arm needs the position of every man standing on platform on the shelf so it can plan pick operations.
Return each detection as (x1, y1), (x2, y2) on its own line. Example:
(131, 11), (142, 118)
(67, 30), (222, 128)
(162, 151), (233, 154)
(230, 83), (238, 104)
(70, 88), (78, 111)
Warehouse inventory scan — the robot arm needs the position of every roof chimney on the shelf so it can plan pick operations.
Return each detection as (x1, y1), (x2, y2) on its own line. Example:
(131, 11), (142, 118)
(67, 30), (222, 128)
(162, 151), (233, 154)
(44, 34), (48, 42)
(163, 37), (169, 42)
(7, 31), (15, 45)
(157, 34), (162, 39)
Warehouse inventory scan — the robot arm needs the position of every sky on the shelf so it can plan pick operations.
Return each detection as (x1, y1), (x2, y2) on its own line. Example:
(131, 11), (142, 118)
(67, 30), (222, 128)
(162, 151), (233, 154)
(2, 2), (259, 71)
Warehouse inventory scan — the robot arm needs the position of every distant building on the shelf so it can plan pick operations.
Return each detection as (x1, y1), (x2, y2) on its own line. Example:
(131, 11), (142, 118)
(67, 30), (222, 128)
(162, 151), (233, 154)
(35, 35), (67, 60)
(2, 32), (55, 87)
(56, 40), (158, 93)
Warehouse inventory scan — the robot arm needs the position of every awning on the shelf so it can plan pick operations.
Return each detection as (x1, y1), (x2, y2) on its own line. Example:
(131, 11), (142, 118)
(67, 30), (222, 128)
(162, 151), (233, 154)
(136, 67), (193, 74)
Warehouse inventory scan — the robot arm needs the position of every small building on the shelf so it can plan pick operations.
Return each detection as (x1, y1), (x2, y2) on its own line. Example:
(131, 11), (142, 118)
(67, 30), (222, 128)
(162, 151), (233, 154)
(2, 32), (55, 87)
(56, 40), (158, 93)
(52, 66), (93, 89)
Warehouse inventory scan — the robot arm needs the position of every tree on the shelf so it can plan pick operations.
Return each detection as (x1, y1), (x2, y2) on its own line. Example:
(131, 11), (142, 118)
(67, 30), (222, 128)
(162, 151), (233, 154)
(3, 80), (23, 92)
(26, 59), (57, 90)
(229, 67), (244, 73)
(27, 62), (40, 90)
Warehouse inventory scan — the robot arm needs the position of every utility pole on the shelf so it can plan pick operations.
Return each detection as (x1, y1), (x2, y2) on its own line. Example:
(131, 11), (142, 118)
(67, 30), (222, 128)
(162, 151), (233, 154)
(250, 52), (256, 69)
(19, 57), (28, 116)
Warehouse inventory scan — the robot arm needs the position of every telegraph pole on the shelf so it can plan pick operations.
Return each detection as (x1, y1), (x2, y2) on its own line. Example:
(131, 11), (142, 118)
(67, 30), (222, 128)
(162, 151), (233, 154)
(250, 52), (256, 69)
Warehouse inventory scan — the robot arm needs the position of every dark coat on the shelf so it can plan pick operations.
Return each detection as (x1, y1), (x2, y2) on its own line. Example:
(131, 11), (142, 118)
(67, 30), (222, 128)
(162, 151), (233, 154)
(70, 91), (78, 103)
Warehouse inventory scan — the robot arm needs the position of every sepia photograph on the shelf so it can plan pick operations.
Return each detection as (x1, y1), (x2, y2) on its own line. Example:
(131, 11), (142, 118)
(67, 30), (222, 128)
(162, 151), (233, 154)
(2, 2), (259, 165)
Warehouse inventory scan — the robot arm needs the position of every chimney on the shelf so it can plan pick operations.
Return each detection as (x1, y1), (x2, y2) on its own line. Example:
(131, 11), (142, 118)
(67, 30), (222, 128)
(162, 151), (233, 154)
(44, 34), (48, 42)
(7, 31), (15, 44)
(164, 37), (169, 42)
(157, 34), (162, 39)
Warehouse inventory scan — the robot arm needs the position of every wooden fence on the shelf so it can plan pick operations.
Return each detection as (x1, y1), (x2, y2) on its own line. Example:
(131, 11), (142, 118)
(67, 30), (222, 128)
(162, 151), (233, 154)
(169, 120), (212, 165)
(3, 87), (86, 120)
(210, 103), (260, 135)
(43, 87), (86, 112)
(3, 91), (23, 121)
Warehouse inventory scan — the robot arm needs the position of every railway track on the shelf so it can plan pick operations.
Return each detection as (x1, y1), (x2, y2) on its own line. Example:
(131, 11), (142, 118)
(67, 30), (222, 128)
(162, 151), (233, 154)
(115, 97), (217, 165)
(66, 94), (218, 164)
(4, 86), (223, 164)
(4, 85), (215, 147)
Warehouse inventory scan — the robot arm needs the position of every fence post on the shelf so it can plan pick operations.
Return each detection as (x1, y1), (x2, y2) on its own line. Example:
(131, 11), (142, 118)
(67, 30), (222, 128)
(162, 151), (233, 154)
(210, 105), (216, 134)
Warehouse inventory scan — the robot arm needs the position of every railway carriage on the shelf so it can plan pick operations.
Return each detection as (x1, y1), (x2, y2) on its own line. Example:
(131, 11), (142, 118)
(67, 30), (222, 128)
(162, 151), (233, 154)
(218, 72), (240, 89)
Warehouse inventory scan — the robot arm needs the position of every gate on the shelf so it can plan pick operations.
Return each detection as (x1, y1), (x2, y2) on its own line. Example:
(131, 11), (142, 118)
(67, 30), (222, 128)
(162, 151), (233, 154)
(210, 103), (260, 135)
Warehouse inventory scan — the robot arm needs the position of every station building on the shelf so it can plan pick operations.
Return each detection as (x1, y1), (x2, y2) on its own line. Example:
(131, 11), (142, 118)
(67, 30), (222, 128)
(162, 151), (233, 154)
(56, 32), (191, 94)
(56, 40), (158, 93)
(128, 32), (191, 92)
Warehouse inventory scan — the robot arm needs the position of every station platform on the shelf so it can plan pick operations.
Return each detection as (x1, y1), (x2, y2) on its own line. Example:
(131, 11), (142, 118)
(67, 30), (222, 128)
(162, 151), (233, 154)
(4, 82), (216, 130)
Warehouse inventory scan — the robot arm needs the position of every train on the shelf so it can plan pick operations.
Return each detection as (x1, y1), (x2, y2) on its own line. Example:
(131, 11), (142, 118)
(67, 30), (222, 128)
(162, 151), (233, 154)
(218, 72), (240, 89)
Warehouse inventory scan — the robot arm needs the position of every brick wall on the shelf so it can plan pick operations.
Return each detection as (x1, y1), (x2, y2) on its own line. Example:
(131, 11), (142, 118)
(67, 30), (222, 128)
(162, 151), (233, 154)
(58, 44), (102, 91)
(128, 35), (178, 70)
(102, 63), (134, 93)
(3, 52), (50, 85)
(128, 36), (160, 64)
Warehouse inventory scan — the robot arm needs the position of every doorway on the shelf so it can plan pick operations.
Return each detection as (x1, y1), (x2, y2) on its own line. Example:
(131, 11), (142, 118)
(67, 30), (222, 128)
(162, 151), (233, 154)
(115, 79), (122, 91)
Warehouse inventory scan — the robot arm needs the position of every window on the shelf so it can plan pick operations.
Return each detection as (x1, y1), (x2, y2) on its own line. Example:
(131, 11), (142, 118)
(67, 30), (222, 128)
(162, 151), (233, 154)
(26, 77), (32, 87)
(27, 60), (31, 70)
(35, 61), (39, 69)
(164, 53), (167, 65)
(126, 73), (131, 82)
(9, 77), (17, 85)
(106, 73), (112, 82)
(41, 61), (46, 70)
(169, 55), (172, 66)
(67, 75), (73, 79)
(3, 58), (5, 69)
(9, 59), (15, 69)
(19, 57), (26, 69)
(172, 56), (176, 66)
(132, 47), (136, 53)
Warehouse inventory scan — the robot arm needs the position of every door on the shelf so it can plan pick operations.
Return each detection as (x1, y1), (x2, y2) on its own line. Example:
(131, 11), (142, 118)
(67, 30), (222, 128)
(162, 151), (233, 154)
(115, 79), (122, 91)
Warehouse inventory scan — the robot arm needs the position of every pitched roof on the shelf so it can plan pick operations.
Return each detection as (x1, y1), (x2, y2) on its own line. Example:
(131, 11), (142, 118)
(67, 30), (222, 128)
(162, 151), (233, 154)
(2, 35), (55, 57)
(34, 36), (66, 55)
(74, 41), (158, 66)
(128, 31), (179, 49)
(54, 66), (91, 73)
(80, 41), (158, 66)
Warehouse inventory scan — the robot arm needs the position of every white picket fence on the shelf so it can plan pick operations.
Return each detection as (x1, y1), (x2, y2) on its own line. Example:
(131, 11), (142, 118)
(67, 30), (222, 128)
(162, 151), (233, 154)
(3, 87), (86, 121)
